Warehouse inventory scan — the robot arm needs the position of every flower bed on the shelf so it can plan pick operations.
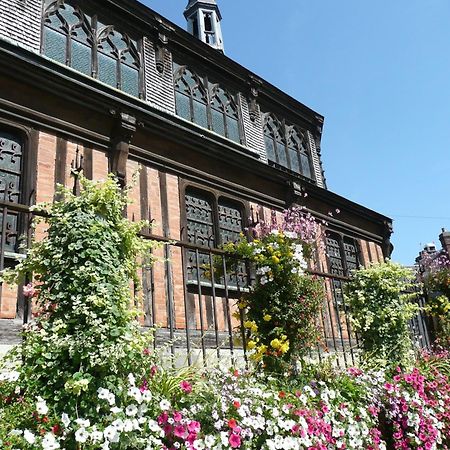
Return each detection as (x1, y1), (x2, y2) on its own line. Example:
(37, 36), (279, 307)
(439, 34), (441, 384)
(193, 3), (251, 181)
(1, 357), (450, 449)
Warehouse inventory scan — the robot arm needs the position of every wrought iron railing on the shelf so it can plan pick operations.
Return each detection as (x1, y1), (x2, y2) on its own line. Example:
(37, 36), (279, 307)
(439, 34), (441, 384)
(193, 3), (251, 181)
(0, 198), (434, 368)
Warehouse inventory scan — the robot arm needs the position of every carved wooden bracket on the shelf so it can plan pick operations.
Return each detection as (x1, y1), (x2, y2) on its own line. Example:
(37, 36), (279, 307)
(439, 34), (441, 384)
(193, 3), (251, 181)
(110, 111), (136, 187)
(247, 76), (263, 122)
(382, 220), (394, 259)
(155, 33), (169, 74)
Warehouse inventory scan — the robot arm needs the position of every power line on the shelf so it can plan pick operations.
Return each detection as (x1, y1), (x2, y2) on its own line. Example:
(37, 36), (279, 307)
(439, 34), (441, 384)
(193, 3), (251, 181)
(389, 214), (450, 221)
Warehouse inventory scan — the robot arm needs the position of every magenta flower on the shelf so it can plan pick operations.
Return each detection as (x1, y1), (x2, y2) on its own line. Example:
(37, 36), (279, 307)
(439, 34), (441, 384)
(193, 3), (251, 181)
(229, 433), (241, 448)
(180, 380), (192, 394)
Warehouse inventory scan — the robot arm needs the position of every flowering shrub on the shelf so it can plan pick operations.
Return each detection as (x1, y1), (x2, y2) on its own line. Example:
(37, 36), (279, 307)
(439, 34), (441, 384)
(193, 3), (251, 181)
(223, 207), (324, 373)
(346, 261), (419, 369)
(0, 176), (157, 432)
(419, 251), (450, 347)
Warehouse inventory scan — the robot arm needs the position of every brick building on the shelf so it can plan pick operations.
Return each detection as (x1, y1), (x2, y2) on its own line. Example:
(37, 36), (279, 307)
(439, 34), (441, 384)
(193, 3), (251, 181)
(0, 0), (393, 362)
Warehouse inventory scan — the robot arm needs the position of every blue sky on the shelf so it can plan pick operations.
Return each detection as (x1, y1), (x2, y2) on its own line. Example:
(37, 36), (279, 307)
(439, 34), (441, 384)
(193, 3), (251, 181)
(142, 0), (450, 265)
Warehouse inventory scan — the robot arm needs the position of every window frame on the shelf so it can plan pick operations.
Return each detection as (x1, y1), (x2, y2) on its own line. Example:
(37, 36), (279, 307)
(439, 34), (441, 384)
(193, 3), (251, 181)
(325, 231), (361, 278)
(41, 0), (144, 98)
(173, 64), (244, 145)
(262, 112), (316, 182)
(181, 182), (249, 249)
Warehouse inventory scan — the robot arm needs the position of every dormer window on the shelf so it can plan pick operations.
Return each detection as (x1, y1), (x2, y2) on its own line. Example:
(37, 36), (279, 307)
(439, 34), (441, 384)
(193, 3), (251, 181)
(263, 113), (314, 180)
(173, 64), (242, 143)
(42, 0), (142, 97)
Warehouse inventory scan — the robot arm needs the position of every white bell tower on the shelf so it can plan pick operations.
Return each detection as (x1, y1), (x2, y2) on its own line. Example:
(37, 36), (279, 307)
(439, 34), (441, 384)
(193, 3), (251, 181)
(184, 0), (224, 52)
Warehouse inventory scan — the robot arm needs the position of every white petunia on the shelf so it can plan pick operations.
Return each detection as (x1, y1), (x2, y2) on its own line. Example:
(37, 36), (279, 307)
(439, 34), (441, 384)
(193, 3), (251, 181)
(23, 430), (35, 444)
(126, 404), (138, 417)
(159, 399), (171, 411)
(75, 428), (89, 443)
(36, 397), (49, 415)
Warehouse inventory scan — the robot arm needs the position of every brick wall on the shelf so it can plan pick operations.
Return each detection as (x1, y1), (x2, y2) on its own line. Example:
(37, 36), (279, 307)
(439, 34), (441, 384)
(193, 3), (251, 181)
(0, 0), (41, 52)
(143, 38), (176, 115)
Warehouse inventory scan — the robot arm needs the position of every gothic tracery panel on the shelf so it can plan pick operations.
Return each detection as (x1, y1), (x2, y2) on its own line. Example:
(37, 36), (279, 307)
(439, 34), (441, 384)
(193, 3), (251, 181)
(0, 132), (23, 253)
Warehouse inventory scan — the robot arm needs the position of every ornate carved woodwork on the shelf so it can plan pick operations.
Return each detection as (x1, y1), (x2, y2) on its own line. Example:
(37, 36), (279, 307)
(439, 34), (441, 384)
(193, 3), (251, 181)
(0, 132), (22, 253)
(263, 112), (314, 181)
(110, 111), (136, 187)
(173, 64), (241, 143)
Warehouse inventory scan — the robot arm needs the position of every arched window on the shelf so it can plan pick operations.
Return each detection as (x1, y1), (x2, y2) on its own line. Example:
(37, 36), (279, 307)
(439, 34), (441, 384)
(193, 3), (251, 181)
(97, 25), (140, 96)
(210, 86), (240, 143)
(263, 114), (314, 180)
(0, 130), (23, 254)
(43, 0), (93, 75)
(287, 127), (312, 179)
(173, 64), (241, 143)
(263, 114), (288, 168)
(42, 0), (141, 97)
(174, 66), (209, 129)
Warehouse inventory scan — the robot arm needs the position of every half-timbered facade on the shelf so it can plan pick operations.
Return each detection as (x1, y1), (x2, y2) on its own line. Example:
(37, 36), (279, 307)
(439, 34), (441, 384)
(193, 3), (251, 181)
(0, 0), (393, 363)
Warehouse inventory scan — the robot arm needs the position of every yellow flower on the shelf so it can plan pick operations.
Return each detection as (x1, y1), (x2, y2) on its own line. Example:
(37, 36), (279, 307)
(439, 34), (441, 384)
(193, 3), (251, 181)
(244, 320), (254, 329)
(237, 301), (247, 310)
(271, 255), (280, 264)
(270, 338), (281, 350)
(263, 314), (272, 322)
(281, 335), (287, 341)
(247, 340), (256, 350)
(251, 323), (258, 333)
(258, 344), (268, 354)
(280, 342), (290, 354)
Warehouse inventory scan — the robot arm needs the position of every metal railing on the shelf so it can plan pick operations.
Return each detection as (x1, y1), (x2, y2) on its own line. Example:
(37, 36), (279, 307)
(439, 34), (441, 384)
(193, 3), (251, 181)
(0, 198), (434, 368)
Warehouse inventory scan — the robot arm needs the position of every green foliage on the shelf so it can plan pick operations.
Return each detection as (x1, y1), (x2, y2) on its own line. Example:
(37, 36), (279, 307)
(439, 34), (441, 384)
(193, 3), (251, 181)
(224, 231), (324, 373)
(346, 261), (418, 370)
(1, 176), (157, 421)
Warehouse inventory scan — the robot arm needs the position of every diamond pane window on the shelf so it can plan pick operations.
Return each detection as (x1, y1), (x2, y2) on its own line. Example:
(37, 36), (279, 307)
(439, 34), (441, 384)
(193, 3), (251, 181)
(226, 116), (240, 143)
(173, 64), (241, 143)
(175, 92), (191, 121)
(42, 1), (142, 97)
(211, 108), (226, 136)
(121, 64), (140, 97)
(71, 39), (91, 76)
(98, 52), (117, 88)
(43, 28), (66, 64)
(263, 114), (315, 181)
(193, 100), (209, 129)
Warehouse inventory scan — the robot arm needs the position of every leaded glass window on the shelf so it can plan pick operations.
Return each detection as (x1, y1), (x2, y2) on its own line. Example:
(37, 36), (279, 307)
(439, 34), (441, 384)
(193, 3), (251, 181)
(0, 131), (23, 254)
(218, 199), (243, 244)
(184, 189), (246, 286)
(343, 238), (359, 274)
(185, 189), (215, 283)
(173, 65), (241, 143)
(263, 113), (314, 181)
(97, 25), (140, 96)
(174, 65), (208, 128)
(287, 128), (313, 179)
(210, 86), (240, 143)
(263, 115), (287, 168)
(42, 0), (141, 97)
(326, 232), (360, 306)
